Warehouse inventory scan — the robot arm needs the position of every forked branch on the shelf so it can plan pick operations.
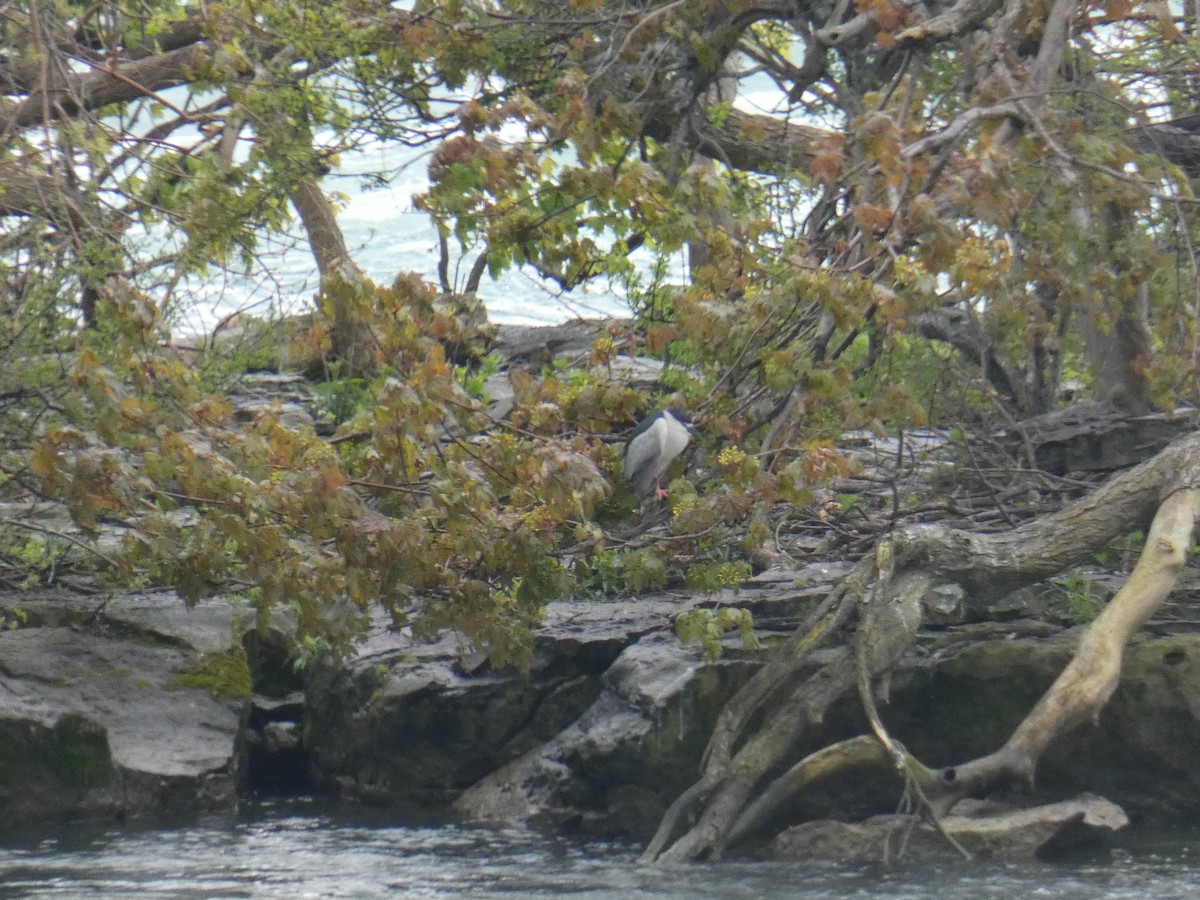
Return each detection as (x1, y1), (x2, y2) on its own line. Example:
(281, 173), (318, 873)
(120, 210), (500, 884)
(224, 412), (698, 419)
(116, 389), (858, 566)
(645, 432), (1200, 863)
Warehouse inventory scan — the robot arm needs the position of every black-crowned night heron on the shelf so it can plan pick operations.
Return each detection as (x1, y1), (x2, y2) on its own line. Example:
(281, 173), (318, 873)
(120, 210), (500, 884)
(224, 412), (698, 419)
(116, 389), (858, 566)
(623, 409), (697, 498)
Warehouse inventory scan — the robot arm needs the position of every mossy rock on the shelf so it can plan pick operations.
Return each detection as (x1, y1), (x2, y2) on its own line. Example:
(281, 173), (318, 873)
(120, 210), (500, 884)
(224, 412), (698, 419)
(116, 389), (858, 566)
(167, 648), (252, 700)
(0, 713), (115, 789)
(886, 636), (1075, 764)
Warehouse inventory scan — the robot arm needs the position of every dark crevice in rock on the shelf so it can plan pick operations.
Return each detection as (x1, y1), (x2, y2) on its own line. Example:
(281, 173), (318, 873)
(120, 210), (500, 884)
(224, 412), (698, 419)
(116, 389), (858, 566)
(530, 637), (628, 680)
(244, 630), (306, 700)
(245, 692), (312, 795)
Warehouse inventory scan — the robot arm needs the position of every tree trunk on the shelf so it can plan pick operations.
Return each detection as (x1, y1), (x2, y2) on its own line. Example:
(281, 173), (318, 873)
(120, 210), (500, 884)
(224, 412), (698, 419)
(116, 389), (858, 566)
(287, 176), (374, 372)
(238, 65), (374, 373)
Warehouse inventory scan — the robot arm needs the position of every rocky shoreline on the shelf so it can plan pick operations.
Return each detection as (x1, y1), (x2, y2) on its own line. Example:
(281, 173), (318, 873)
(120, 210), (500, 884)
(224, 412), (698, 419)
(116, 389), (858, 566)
(5, 563), (1200, 859)
(2, 319), (1200, 862)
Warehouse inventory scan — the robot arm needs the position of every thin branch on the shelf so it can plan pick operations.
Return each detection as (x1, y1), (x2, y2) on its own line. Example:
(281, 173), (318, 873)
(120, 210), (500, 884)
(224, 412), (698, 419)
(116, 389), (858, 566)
(0, 515), (121, 570)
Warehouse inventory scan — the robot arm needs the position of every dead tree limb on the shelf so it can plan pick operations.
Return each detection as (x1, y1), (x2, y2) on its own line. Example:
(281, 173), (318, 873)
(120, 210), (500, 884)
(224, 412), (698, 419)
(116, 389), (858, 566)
(934, 486), (1200, 802)
(645, 430), (1200, 862)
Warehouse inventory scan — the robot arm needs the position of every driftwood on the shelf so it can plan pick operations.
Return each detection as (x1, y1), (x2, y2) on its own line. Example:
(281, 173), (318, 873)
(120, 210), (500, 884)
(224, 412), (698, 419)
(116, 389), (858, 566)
(644, 430), (1200, 862)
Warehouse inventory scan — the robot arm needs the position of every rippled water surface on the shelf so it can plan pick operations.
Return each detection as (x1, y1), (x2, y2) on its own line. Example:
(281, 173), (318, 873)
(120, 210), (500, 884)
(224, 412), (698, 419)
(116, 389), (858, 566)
(1, 800), (1199, 899)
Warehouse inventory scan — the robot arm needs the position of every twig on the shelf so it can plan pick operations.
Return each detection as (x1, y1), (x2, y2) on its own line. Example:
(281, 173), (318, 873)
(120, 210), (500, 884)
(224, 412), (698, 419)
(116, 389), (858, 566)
(0, 515), (121, 570)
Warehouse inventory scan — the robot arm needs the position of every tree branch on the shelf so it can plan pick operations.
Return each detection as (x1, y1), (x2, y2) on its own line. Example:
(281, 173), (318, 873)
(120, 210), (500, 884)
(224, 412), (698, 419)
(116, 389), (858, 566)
(937, 485), (1200, 800)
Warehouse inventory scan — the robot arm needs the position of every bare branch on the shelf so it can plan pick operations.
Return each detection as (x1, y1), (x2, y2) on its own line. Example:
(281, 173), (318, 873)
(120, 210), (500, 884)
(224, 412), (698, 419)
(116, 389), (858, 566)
(894, 0), (1006, 46)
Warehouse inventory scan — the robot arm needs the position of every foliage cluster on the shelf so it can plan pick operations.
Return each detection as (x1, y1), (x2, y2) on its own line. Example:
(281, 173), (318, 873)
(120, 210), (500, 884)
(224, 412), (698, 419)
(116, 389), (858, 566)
(3, 0), (1200, 672)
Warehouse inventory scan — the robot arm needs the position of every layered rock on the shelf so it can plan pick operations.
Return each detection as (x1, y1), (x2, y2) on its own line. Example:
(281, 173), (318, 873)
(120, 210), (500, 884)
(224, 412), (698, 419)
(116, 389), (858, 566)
(0, 591), (247, 823)
(7, 572), (1200, 861)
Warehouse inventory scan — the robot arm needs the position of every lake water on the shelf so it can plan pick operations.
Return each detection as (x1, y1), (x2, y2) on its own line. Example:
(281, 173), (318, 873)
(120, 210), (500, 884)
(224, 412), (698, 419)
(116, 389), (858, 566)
(170, 135), (640, 338)
(2, 799), (1200, 899)
(168, 81), (800, 335)
(138, 67), (801, 336)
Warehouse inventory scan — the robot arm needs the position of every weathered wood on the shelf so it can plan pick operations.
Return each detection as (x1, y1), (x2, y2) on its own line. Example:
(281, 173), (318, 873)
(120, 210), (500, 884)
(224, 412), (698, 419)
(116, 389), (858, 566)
(936, 486), (1200, 800)
(646, 429), (1200, 863)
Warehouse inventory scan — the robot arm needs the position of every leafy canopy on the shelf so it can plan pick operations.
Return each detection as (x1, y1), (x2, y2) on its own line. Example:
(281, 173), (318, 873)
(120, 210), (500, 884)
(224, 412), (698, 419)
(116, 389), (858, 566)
(3, 0), (1199, 667)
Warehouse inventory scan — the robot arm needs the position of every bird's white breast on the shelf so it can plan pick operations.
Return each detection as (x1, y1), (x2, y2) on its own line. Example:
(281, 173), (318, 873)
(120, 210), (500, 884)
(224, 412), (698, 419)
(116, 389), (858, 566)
(652, 412), (691, 478)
